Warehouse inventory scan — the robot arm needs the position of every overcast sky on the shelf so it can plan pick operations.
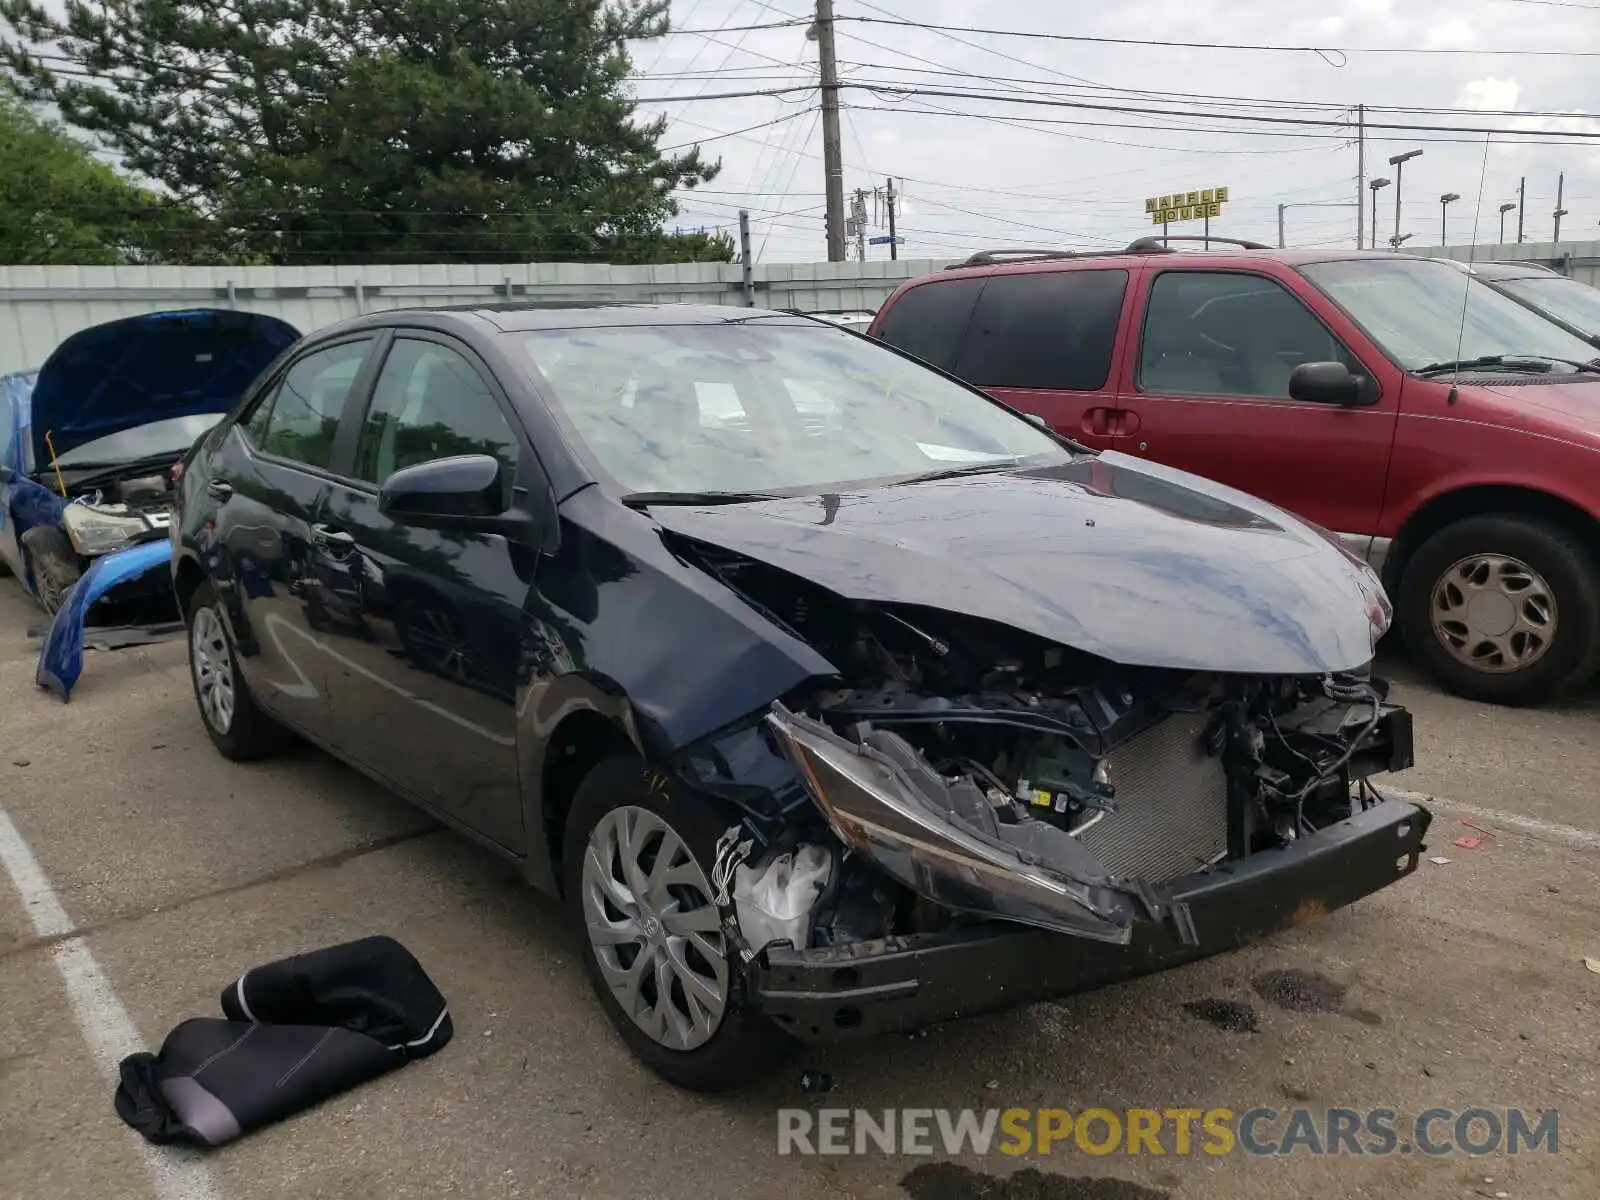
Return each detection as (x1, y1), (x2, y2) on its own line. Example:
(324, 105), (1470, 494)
(632, 0), (1600, 262)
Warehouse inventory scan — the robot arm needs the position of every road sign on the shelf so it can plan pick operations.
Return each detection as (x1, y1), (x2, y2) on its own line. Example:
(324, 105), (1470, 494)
(868, 236), (903, 245)
(1144, 187), (1230, 225)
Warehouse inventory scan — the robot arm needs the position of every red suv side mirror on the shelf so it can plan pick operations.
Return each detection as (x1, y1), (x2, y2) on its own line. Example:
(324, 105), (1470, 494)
(1289, 361), (1370, 407)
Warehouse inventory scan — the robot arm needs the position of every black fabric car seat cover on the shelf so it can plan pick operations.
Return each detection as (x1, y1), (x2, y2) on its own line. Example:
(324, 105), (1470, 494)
(114, 936), (451, 1147)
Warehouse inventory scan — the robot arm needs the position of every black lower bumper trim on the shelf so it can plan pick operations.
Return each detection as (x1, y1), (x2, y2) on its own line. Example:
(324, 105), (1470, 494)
(753, 799), (1431, 1042)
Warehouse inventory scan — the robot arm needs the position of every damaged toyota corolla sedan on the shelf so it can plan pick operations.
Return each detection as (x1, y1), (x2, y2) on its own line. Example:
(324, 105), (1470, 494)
(172, 304), (1430, 1092)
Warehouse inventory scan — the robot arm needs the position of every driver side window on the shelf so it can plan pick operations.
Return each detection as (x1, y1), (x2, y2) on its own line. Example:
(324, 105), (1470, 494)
(352, 338), (521, 496)
(1139, 271), (1354, 399)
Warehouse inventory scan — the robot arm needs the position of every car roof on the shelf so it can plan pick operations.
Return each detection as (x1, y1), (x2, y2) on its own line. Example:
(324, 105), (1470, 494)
(314, 302), (815, 341)
(929, 246), (1421, 283)
(1459, 259), (1563, 281)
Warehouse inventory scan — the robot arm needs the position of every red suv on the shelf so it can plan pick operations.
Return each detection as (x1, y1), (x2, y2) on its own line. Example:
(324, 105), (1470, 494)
(869, 241), (1600, 706)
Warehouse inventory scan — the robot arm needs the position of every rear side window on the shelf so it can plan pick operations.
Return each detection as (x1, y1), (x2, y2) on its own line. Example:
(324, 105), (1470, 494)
(872, 277), (984, 372)
(954, 270), (1128, 390)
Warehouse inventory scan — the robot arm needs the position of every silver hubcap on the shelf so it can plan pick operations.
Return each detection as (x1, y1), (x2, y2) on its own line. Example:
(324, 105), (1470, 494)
(580, 806), (727, 1051)
(1430, 552), (1558, 674)
(191, 606), (237, 734)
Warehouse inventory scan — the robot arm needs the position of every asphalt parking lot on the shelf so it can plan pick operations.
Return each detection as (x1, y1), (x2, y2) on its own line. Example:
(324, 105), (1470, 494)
(0, 580), (1595, 1200)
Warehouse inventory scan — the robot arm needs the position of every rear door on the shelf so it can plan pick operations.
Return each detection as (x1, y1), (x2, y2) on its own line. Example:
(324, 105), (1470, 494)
(1115, 267), (1398, 535)
(317, 332), (534, 852)
(207, 334), (381, 733)
(948, 268), (1135, 450)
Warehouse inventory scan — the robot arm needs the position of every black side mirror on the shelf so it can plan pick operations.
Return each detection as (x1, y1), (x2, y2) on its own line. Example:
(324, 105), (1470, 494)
(1289, 361), (1370, 406)
(379, 454), (534, 541)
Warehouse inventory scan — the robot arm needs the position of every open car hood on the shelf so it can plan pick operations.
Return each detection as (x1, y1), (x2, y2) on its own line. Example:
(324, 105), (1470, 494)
(29, 309), (300, 463)
(651, 452), (1387, 676)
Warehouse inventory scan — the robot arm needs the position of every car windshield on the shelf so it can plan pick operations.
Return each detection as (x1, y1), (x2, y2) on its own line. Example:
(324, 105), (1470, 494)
(506, 319), (1072, 496)
(1299, 257), (1600, 372)
(54, 413), (223, 467)
(1495, 275), (1600, 339)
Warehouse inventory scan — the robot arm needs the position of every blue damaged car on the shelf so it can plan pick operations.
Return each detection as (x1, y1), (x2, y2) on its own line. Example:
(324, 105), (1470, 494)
(1, 308), (300, 621)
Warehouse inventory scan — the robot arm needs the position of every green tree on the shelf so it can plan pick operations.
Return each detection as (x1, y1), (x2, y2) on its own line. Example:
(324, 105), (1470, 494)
(1, 0), (723, 265)
(0, 92), (189, 264)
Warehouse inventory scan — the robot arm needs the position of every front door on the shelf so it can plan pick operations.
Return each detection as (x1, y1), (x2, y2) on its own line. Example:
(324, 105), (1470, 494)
(318, 334), (533, 851)
(1114, 268), (1398, 536)
(209, 335), (380, 733)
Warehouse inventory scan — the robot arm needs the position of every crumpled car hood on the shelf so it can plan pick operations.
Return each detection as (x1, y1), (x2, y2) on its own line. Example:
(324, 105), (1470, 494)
(650, 451), (1385, 675)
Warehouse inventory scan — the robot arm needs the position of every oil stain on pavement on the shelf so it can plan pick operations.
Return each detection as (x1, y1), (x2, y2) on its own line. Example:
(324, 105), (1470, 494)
(901, 1163), (1169, 1200)
(1181, 997), (1261, 1033)
(1252, 967), (1346, 1011)
(1252, 967), (1383, 1026)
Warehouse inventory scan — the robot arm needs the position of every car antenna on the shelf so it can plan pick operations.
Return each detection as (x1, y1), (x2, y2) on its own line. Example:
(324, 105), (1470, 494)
(1447, 134), (1495, 407)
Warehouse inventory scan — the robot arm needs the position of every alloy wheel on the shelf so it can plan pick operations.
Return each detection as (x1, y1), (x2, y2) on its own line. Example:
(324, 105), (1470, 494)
(1429, 552), (1558, 674)
(191, 606), (237, 734)
(580, 805), (728, 1051)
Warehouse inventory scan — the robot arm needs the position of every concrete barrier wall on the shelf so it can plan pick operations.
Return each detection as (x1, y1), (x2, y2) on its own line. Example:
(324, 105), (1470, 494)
(0, 258), (956, 374)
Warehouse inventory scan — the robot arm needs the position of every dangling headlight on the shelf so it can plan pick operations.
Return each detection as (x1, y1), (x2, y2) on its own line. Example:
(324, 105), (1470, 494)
(61, 505), (150, 557)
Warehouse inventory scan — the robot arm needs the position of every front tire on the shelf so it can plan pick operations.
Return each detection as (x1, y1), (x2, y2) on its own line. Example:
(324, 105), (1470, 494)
(186, 581), (295, 760)
(20, 525), (81, 614)
(1398, 514), (1600, 705)
(562, 754), (786, 1092)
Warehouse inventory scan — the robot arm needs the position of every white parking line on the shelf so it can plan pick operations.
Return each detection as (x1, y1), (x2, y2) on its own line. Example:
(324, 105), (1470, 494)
(0, 809), (222, 1200)
(1376, 785), (1600, 851)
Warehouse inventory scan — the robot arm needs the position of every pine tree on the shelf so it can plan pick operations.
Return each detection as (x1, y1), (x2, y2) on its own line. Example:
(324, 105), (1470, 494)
(1, 0), (727, 264)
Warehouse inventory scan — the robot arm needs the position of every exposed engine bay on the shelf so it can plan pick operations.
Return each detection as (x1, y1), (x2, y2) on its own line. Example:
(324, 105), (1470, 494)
(675, 538), (1414, 955)
(58, 472), (177, 555)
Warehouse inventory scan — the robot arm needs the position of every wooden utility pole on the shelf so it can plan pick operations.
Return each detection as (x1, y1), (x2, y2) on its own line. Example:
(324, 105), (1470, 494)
(815, 0), (846, 262)
(885, 177), (899, 260)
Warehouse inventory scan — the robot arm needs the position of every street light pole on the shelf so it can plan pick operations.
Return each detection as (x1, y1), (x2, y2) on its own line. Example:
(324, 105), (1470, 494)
(1368, 178), (1390, 251)
(1439, 193), (1459, 248)
(1498, 202), (1516, 246)
(1388, 150), (1422, 251)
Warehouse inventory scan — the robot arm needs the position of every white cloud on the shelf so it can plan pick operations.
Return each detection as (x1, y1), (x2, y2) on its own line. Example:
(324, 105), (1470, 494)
(1424, 19), (1478, 49)
(1457, 77), (1521, 112)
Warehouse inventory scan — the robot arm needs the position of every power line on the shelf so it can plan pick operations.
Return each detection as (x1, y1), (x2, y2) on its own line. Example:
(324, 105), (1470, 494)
(658, 109), (810, 152)
(838, 83), (1600, 141)
(830, 16), (1600, 58)
(831, 59), (1590, 121)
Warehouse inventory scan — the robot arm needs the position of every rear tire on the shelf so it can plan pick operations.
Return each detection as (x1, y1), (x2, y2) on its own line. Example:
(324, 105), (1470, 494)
(562, 754), (787, 1092)
(19, 525), (80, 614)
(185, 580), (296, 760)
(1398, 514), (1600, 705)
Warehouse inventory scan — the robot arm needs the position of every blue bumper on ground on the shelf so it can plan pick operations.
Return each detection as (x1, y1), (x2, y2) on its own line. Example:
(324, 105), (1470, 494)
(36, 540), (174, 701)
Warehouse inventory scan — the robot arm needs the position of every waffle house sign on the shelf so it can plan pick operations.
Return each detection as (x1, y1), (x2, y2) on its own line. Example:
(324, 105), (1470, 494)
(1146, 187), (1230, 225)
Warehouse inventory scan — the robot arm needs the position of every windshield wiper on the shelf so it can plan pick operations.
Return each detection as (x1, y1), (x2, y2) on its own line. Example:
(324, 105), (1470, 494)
(889, 460), (1019, 487)
(1412, 354), (1600, 378)
(621, 490), (785, 508)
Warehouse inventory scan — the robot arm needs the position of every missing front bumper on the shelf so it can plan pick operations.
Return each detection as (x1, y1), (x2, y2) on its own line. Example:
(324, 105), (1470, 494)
(752, 797), (1431, 1042)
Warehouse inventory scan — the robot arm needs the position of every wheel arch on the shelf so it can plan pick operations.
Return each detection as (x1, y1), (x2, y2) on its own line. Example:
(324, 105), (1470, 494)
(1383, 484), (1600, 596)
(173, 552), (207, 622)
(520, 692), (641, 897)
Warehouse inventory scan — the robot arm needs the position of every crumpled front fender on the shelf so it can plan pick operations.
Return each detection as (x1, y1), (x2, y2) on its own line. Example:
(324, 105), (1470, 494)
(36, 539), (173, 702)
